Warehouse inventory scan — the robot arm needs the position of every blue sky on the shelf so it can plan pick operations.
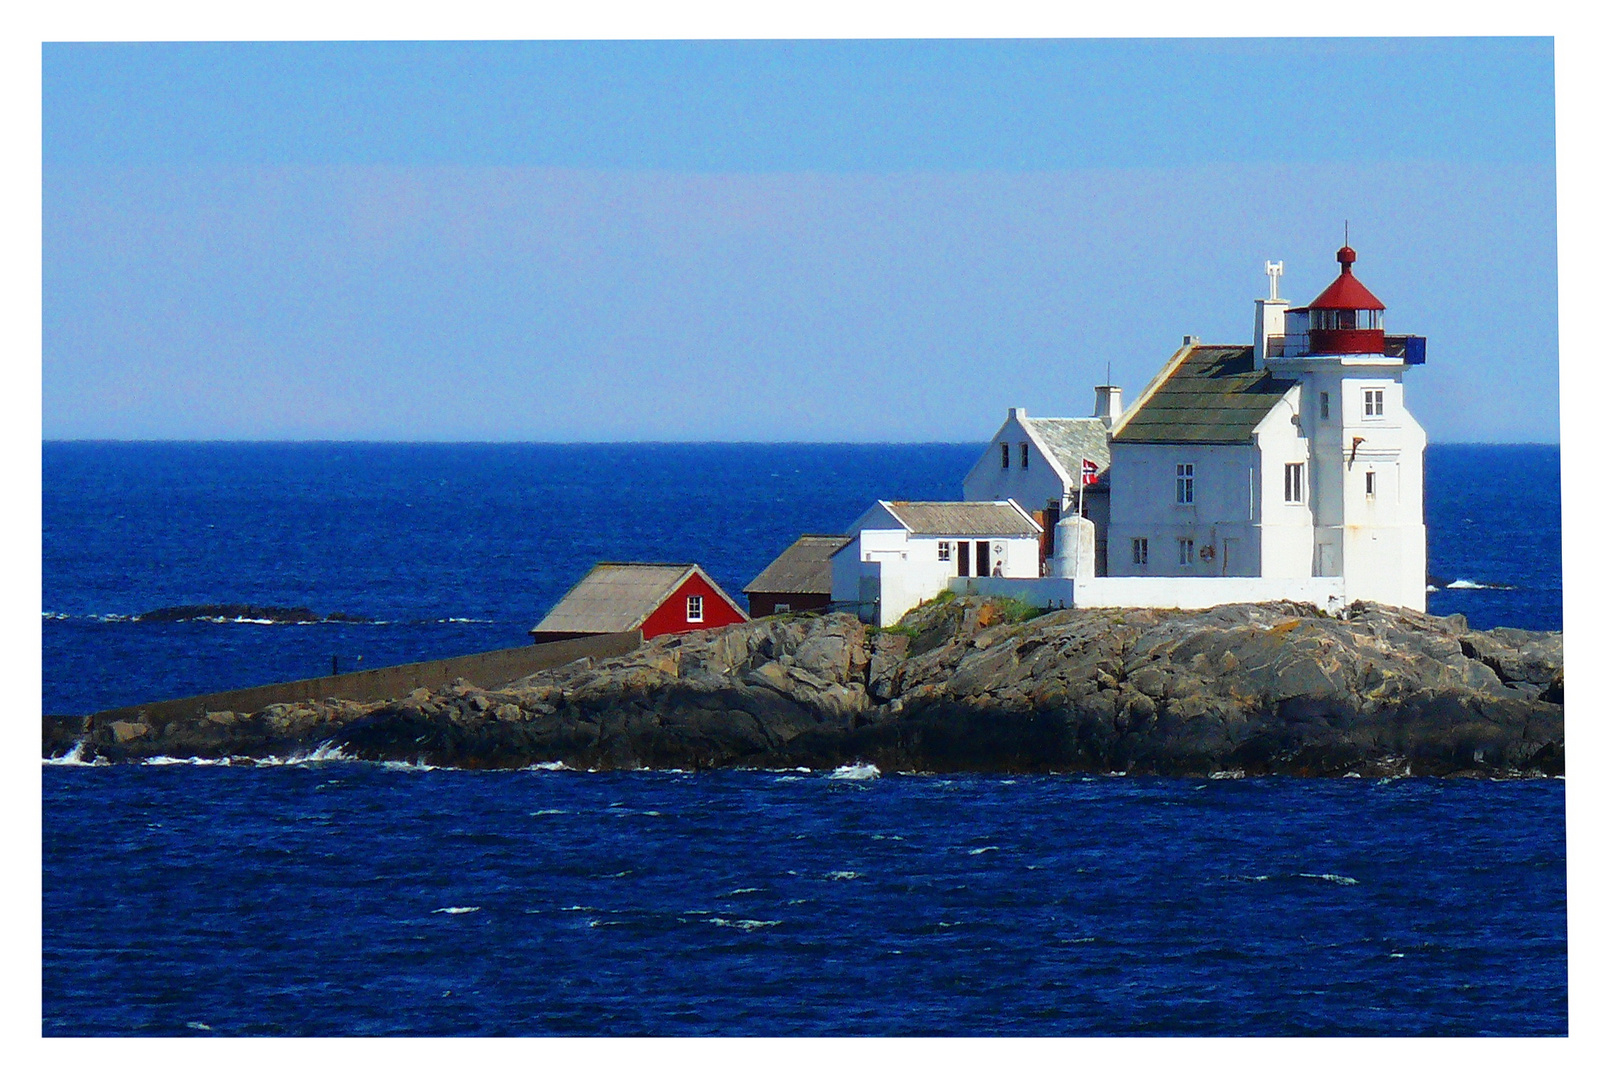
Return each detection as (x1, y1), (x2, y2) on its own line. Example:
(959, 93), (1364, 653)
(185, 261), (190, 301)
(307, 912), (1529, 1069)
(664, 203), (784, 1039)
(43, 38), (1558, 442)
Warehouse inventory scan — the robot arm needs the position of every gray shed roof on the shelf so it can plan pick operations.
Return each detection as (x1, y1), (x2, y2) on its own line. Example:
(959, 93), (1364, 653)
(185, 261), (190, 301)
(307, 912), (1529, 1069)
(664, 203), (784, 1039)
(531, 562), (740, 636)
(884, 501), (1040, 538)
(1112, 345), (1296, 445)
(744, 534), (848, 596)
(1022, 416), (1111, 482)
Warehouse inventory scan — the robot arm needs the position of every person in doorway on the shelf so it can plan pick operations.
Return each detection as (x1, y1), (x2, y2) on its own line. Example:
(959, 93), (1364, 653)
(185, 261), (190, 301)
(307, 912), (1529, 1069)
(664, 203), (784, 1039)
(991, 560), (1003, 577)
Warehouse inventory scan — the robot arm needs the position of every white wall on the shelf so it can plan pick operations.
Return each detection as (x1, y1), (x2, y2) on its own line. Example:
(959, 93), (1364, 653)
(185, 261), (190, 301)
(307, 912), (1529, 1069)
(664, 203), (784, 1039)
(1107, 441), (1262, 578)
(956, 574), (1346, 612)
(1266, 353), (1428, 612)
(831, 510), (1043, 627)
(962, 410), (1070, 514)
(1251, 385), (1315, 578)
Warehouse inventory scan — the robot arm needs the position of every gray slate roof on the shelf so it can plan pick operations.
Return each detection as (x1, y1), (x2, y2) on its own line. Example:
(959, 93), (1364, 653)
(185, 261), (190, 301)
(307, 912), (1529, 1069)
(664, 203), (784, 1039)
(531, 562), (741, 636)
(884, 501), (1040, 538)
(1021, 416), (1111, 482)
(1113, 345), (1296, 445)
(743, 534), (848, 596)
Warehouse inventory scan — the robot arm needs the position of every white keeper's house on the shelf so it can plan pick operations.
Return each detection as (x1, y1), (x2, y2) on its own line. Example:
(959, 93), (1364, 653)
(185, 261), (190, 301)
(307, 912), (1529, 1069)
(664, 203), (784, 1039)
(828, 243), (1429, 624)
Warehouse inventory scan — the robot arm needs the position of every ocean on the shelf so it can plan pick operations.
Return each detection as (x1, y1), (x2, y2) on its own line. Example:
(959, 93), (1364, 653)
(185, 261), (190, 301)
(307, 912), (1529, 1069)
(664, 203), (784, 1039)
(42, 442), (1564, 1035)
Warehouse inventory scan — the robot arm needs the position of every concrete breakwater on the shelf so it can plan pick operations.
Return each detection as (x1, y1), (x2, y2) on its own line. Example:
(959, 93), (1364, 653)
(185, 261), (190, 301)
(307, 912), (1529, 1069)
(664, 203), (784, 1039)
(46, 598), (1563, 778)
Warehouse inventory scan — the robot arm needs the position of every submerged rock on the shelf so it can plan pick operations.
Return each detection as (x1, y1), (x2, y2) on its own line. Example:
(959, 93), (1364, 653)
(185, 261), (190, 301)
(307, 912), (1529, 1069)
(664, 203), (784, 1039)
(52, 598), (1564, 777)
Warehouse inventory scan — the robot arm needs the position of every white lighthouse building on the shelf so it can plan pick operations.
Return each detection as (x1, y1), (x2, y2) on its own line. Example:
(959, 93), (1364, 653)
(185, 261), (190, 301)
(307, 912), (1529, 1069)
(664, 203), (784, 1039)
(827, 244), (1429, 624)
(1101, 245), (1427, 611)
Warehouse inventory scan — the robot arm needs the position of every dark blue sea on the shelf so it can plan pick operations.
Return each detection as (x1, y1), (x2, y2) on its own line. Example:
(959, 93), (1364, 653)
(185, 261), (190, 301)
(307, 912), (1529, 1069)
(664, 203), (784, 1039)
(42, 442), (1564, 1036)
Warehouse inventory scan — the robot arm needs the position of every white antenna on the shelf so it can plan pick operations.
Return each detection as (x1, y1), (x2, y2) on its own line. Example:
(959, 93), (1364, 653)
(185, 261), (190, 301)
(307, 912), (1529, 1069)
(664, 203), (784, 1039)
(1265, 260), (1284, 301)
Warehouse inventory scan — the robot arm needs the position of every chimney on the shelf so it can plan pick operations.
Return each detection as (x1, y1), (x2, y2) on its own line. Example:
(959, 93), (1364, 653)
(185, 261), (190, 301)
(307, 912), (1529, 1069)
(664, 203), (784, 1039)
(1254, 259), (1289, 369)
(1008, 407), (1027, 421)
(1093, 385), (1122, 430)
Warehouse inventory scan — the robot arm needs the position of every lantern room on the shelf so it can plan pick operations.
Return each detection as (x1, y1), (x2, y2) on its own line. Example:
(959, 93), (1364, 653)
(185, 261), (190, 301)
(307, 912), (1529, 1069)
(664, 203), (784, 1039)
(1301, 245), (1386, 355)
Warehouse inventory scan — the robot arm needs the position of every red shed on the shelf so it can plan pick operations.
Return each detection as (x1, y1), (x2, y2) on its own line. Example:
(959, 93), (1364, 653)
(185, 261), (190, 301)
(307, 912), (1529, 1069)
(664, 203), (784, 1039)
(528, 562), (748, 644)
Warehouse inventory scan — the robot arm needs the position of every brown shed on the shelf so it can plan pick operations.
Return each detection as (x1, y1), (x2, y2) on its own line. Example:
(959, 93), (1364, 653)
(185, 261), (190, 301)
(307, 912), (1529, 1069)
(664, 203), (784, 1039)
(743, 534), (849, 617)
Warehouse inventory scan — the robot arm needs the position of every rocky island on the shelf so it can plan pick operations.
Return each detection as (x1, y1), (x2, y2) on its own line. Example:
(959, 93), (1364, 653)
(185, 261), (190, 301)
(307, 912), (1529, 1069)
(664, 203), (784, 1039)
(47, 597), (1563, 778)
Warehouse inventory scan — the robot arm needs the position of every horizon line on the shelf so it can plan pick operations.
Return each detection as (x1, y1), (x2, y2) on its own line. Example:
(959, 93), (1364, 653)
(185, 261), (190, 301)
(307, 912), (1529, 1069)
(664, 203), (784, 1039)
(40, 437), (1564, 448)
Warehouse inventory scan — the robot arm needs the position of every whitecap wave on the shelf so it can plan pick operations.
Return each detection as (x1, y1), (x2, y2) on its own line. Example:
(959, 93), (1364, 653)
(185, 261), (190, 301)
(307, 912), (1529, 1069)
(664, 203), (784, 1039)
(825, 870), (860, 880)
(708, 917), (781, 931)
(259, 742), (353, 766)
(43, 739), (105, 766)
(432, 906), (481, 915)
(524, 761), (572, 771)
(967, 846), (999, 856)
(143, 755), (236, 766)
(1299, 872), (1361, 886)
(1445, 579), (1516, 591)
(828, 763), (880, 781)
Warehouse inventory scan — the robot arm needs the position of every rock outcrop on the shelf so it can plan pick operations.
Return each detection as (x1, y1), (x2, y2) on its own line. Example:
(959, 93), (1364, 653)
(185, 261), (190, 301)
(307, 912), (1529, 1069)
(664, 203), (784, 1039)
(48, 599), (1565, 778)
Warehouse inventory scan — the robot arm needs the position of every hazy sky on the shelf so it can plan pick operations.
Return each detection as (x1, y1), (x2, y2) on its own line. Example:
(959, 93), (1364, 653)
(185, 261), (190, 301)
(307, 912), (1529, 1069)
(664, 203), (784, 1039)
(43, 38), (1558, 442)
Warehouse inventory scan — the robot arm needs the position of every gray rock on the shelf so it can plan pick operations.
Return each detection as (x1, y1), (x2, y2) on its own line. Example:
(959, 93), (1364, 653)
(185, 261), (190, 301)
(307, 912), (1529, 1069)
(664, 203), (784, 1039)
(56, 599), (1565, 777)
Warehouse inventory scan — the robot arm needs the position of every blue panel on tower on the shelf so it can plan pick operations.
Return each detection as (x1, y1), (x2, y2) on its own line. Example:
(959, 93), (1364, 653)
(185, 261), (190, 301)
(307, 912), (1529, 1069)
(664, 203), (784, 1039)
(1404, 336), (1426, 365)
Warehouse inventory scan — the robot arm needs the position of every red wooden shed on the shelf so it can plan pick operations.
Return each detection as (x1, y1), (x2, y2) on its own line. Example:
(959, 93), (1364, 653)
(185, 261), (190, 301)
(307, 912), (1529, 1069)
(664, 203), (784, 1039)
(528, 562), (748, 644)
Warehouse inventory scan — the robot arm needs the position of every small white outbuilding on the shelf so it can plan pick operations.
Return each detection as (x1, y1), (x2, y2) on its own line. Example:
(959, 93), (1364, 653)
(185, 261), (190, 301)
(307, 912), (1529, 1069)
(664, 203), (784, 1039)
(829, 501), (1042, 627)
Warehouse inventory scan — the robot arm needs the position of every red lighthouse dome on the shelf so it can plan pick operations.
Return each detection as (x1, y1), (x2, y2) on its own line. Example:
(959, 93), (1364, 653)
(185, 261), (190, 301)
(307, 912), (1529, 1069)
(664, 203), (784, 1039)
(1306, 244), (1386, 355)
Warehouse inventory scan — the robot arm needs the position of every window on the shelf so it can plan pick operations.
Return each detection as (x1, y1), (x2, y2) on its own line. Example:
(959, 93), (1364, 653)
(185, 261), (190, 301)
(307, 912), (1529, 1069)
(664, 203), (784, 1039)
(938, 540), (952, 562)
(1178, 538), (1195, 566)
(1364, 388), (1385, 417)
(1000, 442), (1010, 468)
(1020, 442), (1030, 469)
(1175, 463), (1194, 504)
(1284, 463), (1305, 504)
(1365, 470), (1377, 498)
(686, 595), (704, 622)
(1132, 538), (1149, 566)
(1320, 392), (1330, 420)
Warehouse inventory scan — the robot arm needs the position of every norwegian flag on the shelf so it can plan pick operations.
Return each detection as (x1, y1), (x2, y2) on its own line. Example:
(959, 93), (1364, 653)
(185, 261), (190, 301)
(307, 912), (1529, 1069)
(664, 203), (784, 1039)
(1081, 459), (1100, 485)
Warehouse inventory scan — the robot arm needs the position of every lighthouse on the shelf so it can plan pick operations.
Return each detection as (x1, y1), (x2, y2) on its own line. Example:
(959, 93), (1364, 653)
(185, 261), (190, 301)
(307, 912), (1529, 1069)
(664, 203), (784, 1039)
(1261, 244), (1429, 609)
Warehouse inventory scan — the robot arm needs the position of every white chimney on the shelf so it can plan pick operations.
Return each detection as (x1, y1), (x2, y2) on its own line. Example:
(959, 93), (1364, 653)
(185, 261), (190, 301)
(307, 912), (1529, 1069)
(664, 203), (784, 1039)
(1254, 259), (1288, 369)
(1008, 407), (1027, 421)
(1093, 385), (1122, 430)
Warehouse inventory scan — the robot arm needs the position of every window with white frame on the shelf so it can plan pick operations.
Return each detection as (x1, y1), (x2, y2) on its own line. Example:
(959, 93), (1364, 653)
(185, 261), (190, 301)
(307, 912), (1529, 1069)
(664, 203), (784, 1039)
(686, 595), (704, 622)
(1364, 388), (1385, 418)
(1320, 392), (1330, 420)
(1284, 463), (1305, 504)
(1365, 470), (1377, 498)
(1178, 538), (1195, 566)
(1020, 442), (1030, 469)
(938, 540), (952, 562)
(1000, 442), (1010, 468)
(1175, 463), (1194, 504)
(1132, 538), (1148, 566)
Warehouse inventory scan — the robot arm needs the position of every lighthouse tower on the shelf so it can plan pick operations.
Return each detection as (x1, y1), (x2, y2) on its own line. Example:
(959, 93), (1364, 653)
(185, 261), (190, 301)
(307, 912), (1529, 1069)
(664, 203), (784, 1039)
(1266, 245), (1427, 610)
